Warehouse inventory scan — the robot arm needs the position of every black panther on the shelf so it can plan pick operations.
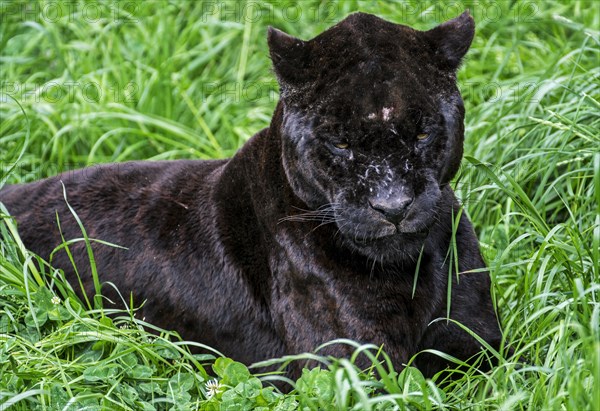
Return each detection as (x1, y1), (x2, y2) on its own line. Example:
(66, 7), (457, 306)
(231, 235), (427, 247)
(0, 11), (504, 379)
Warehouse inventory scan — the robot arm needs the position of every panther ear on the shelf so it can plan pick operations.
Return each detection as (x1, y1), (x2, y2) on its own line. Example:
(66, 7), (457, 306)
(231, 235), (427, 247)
(267, 26), (310, 87)
(424, 11), (475, 70)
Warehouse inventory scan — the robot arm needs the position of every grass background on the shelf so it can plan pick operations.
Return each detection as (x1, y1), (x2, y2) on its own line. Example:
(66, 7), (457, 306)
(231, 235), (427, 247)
(0, 0), (598, 409)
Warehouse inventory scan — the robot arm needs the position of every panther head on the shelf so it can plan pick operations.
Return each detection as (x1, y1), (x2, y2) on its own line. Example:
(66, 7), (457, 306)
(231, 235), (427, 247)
(268, 12), (475, 261)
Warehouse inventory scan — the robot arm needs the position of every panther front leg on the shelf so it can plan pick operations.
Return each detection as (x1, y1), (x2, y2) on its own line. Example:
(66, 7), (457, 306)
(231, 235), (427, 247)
(414, 216), (504, 379)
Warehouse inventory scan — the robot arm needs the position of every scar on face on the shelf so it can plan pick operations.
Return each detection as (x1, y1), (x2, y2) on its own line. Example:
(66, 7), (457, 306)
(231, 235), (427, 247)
(367, 107), (394, 121)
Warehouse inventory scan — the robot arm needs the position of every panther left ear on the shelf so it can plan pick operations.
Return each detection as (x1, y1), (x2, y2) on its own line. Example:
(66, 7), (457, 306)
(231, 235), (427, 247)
(267, 26), (310, 87)
(424, 11), (475, 70)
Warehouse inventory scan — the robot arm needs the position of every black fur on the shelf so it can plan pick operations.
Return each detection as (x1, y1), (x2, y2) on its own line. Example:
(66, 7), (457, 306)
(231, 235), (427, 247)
(0, 12), (503, 379)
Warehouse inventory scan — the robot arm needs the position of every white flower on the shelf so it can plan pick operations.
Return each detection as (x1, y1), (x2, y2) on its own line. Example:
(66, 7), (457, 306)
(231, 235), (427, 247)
(51, 296), (61, 305)
(205, 379), (222, 398)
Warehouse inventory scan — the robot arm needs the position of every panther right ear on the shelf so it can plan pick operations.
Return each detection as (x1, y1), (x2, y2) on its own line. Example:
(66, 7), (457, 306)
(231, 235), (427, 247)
(267, 27), (310, 88)
(424, 11), (475, 71)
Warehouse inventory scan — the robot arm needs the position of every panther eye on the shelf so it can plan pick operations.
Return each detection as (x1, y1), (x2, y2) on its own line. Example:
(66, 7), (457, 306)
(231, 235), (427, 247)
(417, 133), (429, 141)
(326, 140), (351, 155)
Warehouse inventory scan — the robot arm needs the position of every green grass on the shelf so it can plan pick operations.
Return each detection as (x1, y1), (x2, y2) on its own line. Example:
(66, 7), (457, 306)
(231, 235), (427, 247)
(1, 0), (598, 409)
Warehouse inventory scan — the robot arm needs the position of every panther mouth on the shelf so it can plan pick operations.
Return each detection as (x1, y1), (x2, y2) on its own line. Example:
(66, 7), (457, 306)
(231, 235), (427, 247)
(340, 218), (430, 262)
(336, 212), (430, 244)
(355, 219), (398, 240)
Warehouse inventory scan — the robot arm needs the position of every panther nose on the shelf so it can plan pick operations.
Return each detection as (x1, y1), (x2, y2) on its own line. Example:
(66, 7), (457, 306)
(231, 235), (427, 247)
(369, 194), (413, 224)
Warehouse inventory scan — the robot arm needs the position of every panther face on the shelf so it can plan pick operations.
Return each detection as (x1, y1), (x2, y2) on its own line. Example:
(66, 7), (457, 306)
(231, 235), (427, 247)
(269, 12), (474, 261)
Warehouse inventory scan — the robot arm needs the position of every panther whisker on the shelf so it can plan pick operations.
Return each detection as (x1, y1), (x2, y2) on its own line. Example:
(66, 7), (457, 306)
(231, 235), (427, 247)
(279, 214), (338, 224)
(279, 203), (340, 225)
(308, 217), (344, 234)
